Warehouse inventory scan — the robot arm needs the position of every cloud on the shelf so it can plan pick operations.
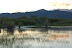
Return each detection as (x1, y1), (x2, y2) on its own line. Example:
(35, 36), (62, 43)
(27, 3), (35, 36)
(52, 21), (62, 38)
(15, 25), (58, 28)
(50, 2), (70, 7)
(58, 2), (70, 7)
(50, 2), (57, 6)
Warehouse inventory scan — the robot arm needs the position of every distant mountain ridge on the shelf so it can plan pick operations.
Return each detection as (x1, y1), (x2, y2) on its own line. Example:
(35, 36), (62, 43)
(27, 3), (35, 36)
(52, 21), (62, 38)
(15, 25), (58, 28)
(0, 9), (72, 19)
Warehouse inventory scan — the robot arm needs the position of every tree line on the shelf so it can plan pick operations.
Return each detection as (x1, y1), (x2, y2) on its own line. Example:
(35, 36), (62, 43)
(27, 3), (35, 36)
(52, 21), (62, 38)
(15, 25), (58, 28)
(0, 16), (72, 29)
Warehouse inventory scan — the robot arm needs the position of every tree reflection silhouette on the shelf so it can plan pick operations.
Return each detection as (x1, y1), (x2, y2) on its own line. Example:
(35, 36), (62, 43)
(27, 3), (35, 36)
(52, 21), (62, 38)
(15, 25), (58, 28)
(7, 29), (14, 34)
(18, 28), (26, 32)
(38, 28), (49, 32)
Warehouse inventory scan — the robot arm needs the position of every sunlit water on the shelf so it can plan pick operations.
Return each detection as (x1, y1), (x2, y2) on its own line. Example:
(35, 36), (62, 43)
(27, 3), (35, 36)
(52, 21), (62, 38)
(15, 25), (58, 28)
(0, 27), (72, 48)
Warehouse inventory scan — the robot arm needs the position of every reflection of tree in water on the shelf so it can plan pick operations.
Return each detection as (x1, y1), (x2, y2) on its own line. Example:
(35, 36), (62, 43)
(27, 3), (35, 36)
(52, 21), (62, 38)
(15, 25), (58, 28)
(49, 28), (72, 32)
(18, 28), (26, 32)
(30, 28), (37, 31)
(7, 29), (14, 34)
(18, 28), (38, 32)
(38, 28), (49, 32)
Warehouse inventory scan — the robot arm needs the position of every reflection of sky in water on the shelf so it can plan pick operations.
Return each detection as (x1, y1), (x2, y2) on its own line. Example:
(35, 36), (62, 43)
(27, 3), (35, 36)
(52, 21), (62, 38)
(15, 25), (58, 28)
(0, 28), (72, 48)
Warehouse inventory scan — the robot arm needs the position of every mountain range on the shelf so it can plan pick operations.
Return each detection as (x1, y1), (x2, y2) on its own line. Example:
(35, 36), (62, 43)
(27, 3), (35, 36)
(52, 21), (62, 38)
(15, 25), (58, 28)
(0, 9), (72, 19)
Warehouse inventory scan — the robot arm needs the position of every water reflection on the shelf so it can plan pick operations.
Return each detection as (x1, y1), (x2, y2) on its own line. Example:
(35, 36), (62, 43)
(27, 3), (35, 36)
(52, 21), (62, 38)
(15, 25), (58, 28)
(0, 28), (72, 48)
(7, 29), (14, 34)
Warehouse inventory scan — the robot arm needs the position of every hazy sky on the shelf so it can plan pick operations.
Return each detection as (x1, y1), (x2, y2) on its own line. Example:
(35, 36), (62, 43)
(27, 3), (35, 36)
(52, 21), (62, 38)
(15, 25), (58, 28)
(0, 0), (72, 13)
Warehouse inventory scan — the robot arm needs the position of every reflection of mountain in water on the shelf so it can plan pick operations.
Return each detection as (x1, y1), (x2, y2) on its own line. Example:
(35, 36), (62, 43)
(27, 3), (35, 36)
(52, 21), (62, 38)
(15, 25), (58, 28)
(0, 28), (72, 48)
(0, 28), (71, 39)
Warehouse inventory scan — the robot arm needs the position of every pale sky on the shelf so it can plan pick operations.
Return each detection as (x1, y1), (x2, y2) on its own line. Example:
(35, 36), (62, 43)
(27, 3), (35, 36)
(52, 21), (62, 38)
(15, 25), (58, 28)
(0, 0), (72, 13)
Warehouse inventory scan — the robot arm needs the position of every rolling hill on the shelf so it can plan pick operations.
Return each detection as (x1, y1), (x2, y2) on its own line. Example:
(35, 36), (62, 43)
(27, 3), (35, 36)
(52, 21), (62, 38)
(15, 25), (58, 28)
(0, 9), (72, 19)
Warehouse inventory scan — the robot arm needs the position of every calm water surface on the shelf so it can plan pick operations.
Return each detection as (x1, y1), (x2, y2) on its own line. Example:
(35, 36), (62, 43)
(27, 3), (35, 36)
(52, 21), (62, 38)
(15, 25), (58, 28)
(0, 27), (72, 48)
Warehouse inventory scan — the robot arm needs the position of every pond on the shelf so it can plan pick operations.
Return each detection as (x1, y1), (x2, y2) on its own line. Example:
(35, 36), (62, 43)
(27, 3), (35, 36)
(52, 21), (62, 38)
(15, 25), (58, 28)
(0, 27), (72, 48)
